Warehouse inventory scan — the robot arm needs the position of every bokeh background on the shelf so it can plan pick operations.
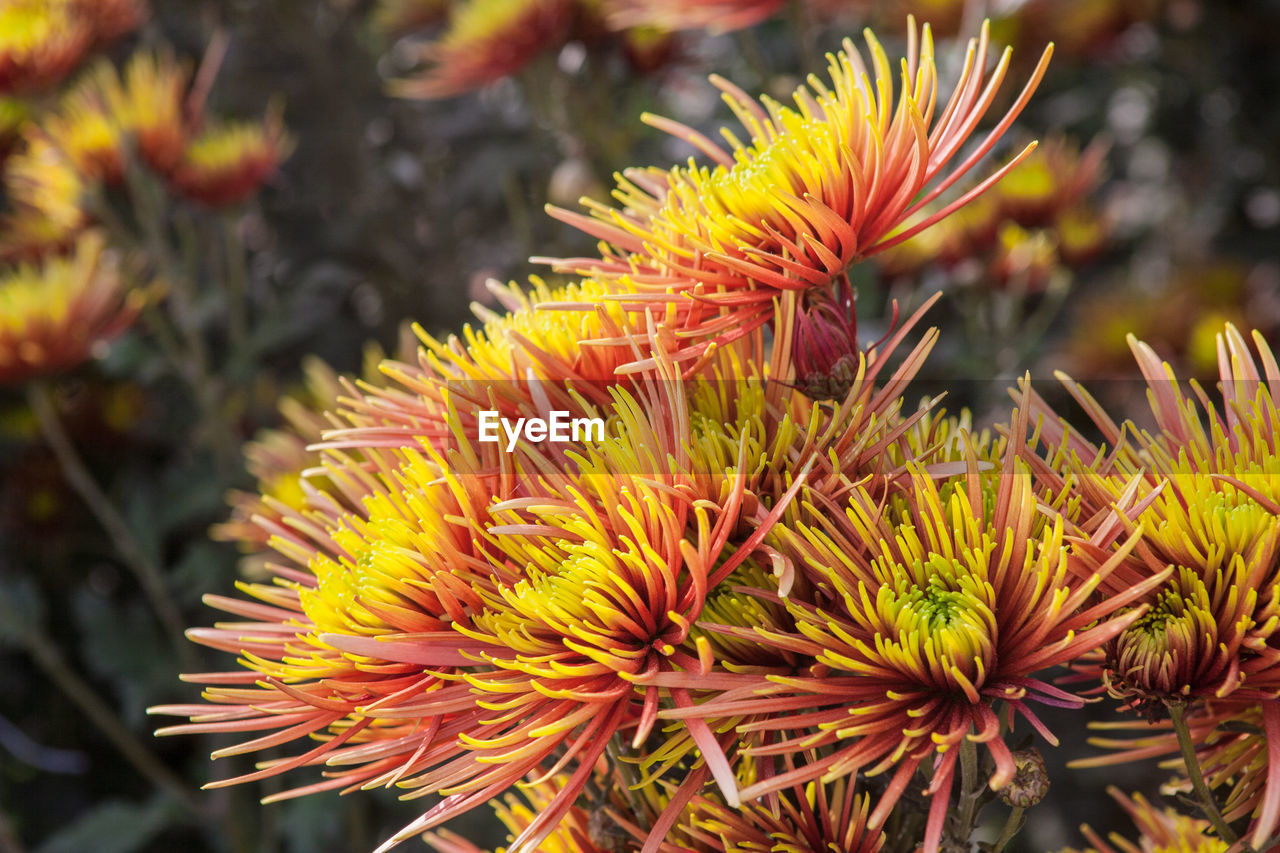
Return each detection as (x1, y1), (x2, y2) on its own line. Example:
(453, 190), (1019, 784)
(1, 0), (1278, 850)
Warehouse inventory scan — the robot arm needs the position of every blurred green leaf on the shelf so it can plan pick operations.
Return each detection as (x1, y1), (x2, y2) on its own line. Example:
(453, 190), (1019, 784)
(33, 795), (176, 853)
(170, 541), (236, 607)
(72, 588), (170, 722)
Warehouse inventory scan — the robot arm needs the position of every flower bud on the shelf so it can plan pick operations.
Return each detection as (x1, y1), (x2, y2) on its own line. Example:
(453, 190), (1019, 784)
(791, 289), (858, 401)
(999, 748), (1050, 808)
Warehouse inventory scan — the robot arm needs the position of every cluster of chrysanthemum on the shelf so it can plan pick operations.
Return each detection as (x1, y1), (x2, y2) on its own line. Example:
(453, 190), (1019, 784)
(155, 17), (1278, 853)
(0, 5), (144, 384)
(875, 134), (1110, 291)
(0, 1), (292, 386)
(3, 42), (292, 260)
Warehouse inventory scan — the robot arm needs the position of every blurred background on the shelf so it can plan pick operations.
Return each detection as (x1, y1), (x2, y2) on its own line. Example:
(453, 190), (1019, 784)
(0, 0), (1278, 850)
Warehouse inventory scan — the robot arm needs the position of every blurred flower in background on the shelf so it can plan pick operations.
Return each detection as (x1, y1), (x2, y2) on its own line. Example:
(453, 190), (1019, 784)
(0, 231), (141, 385)
(1061, 789), (1225, 853)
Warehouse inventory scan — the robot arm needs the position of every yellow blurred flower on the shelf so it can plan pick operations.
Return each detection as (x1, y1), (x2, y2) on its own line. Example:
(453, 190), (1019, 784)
(0, 0), (94, 95)
(390, 0), (573, 98)
(41, 74), (125, 183)
(0, 133), (89, 261)
(0, 231), (143, 385)
(1062, 789), (1226, 853)
(168, 109), (292, 206)
(95, 48), (189, 174)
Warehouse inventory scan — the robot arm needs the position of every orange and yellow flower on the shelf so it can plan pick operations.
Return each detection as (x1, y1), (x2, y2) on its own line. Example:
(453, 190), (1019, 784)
(0, 133), (90, 261)
(679, 775), (884, 853)
(41, 74), (126, 183)
(390, 0), (573, 98)
(95, 48), (189, 174)
(168, 110), (292, 206)
(0, 0), (94, 95)
(0, 231), (143, 385)
(671, 404), (1164, 853)
(1061, 789), (1226, 853)
(544, 19), (1051, 364)
(153, 344), (792, 853)
(1029, 325), (1280, 849)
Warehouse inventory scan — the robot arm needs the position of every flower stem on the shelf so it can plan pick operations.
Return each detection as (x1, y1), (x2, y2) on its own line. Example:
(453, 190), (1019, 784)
(222, 212), (250, 354)
(1168, 701), (1241, 846)
(606, 734), (649, 831)
(122, 153), (238, 480)
(26, 382), (197, 672)
(957, 736), (980, 830)
(991, 806), (1026, 853)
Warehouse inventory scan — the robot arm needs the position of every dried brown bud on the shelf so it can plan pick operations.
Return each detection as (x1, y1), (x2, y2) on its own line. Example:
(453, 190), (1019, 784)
(999, 748), (1050, 808)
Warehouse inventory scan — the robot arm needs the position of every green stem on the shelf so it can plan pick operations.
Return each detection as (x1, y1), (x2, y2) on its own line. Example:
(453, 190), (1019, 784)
(27, 382), (197, 672)
(952, 736), (981, 844)
(123, 157), (239, 479)
(990, 806), (1026, 853)
(1168, 702), (1241, 846)
(606, 734), (649, 831)
(960, 737), (978, 811)
(222, 212), (249, 355)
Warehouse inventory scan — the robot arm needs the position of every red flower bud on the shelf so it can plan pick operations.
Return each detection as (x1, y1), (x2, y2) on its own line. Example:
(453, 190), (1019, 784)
(791, 286), (858, 401)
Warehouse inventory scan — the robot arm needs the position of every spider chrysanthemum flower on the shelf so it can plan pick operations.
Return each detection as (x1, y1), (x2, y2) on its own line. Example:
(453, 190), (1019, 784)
(677, 775), (884, 853)
(389, 0), (573, 99)
(0, 134), (90, 260)
(168, 110), (293, 206)
(42, 77), (126, 183)
(1025, 326), (1280, 708)
(670, 404), (1166, 853)
(0, 0), (94, 95)
(95, 49), (189, 174)
(1061, 788), (1227, 853)
(543, 19), (1052, 362)
(153, 334), (818, 853)
(1029, 325), (1280, 848)
(422, 777), (614, 853)
(0, 231), (143, 385)
(213, 348), (392, 552)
